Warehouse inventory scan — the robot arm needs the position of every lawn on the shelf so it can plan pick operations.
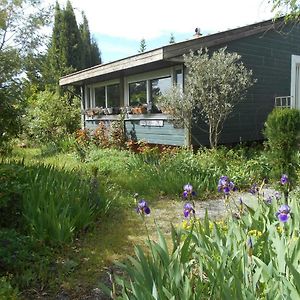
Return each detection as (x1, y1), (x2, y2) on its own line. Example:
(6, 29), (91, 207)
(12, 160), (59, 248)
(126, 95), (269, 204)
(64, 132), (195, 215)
(1, 143), (299, 299)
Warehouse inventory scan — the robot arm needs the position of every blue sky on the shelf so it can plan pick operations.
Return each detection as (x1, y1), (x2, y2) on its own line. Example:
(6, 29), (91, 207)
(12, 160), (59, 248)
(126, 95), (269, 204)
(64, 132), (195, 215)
(55, 0), (275, 63)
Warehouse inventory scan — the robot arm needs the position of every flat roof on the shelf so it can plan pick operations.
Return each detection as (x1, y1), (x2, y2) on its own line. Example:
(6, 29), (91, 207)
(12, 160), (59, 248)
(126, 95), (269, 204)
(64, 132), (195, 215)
(60, 17), (284, 86)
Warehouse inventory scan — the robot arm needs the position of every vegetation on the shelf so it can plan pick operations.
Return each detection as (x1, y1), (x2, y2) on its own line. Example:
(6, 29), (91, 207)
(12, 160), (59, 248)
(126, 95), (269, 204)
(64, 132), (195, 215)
(158, 48), (254, 147)
(264, 108), (300, 184)
(271, 0), (300, 20)
(138, 38), (147, 53)
(112, 183), (300, 299)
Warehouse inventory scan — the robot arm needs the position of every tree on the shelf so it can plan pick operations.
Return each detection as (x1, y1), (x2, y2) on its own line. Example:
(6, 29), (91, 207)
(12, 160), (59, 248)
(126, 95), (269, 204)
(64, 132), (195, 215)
(45, 1), (101, 85)
(138, 38), (146, 53)
(158, 48), (254, 148)
(271, 0), (300, 20)
(79, 12), (101, 68)
(0, 0), (50, 150)
(169, 33), (175, 44)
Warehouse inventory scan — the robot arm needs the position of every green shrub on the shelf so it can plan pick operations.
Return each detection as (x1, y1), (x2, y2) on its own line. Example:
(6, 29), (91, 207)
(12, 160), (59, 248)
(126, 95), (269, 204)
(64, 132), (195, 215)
(0, 229), (54, 290)
(264, 108), (300, 183)
(24, 89), (80, 145)
(0, 276), (18, 300)
(0, 164), (29, 229)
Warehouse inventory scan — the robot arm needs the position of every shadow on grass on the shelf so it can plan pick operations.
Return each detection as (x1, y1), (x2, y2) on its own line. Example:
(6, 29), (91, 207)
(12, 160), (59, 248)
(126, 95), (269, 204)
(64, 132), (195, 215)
(54, 208), (149, 299)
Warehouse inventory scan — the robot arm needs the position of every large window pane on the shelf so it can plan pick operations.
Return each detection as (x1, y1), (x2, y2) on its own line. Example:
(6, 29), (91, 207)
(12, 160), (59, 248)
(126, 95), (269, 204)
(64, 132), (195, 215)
(95, 86), (105, 107)
(151, 76), (172, 105)
(107, 84), (120, 107)
(129, 81), (147, 106)
(176, 69), (183, 88)
(86, 87), (91, 108)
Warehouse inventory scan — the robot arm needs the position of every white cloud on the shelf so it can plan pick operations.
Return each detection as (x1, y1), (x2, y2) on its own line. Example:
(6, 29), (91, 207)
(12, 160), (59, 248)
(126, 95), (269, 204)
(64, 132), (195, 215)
(55, 0), (274, 41)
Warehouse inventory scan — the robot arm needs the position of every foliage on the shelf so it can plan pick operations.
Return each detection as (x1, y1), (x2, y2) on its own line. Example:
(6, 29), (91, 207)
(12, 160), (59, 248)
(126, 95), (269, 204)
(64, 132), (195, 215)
(0, 276), (18, 300)
(45, 1), (101, 85)
(112, 186), (300, 299)
(22, 164), (96, 245)
(271, 0), (300, 20)
(0, 228), (55, 290)
(0, 163), (29, 229)
(263, 108), (300, 183)
(138, 38), (147, 53)
(0, 0), (50, 149)
(159, 48), (254, 147)
(24, 89), (80, 144)
(184, 47), (254, 148)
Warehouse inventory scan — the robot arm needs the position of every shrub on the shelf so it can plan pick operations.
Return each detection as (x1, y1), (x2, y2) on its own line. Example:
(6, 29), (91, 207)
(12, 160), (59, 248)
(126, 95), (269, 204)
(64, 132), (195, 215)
(0, 229), (54, 290)
(24, 89), (80, 145)
(264, 108), (300, 183)
(0, 276), (18, 300)
(0, 163), (29, 229)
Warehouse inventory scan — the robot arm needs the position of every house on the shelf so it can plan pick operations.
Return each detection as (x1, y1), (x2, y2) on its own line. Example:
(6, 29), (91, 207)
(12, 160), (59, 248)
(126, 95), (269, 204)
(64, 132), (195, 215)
(59, 17), (300, 147)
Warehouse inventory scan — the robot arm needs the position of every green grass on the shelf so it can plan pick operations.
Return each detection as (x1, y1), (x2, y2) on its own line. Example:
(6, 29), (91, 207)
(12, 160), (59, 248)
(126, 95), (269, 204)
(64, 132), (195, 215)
(0, 143), (283, 298)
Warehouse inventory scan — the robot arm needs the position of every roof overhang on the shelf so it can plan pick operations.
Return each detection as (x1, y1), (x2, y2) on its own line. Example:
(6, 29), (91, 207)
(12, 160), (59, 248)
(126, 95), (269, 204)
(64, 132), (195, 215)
(60, 17), (286, 87)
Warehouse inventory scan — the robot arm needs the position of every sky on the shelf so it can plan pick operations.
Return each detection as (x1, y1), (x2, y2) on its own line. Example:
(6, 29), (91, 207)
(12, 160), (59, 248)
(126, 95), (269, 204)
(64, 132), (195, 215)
(53, 0), (275, 63)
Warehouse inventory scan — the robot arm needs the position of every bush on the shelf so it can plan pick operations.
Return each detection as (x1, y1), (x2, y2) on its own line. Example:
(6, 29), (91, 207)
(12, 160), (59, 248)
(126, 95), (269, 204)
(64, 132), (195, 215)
(0, 163), (29, 229)
(0, 229), (54, 290)
(24, 89), (80, 145)
(264, 108), (300, 183)
(0, 276), (18, 300)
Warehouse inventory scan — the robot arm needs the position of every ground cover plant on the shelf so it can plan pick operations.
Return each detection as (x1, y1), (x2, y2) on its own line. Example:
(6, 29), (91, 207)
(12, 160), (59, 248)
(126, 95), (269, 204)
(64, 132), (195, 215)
(111, 177), (300, 299)
(0, 141), (295, 298)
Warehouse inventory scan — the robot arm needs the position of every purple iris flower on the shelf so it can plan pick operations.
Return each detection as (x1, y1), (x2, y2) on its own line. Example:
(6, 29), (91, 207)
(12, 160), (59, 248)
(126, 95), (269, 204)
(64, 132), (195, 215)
(136, 199), (150, 215)
(264, 196), (272, 205)
(183, 203), (195, 218)
(276, 204), (291, 222)
(249, 183), (258, 195)
(218, 176), (236, 194)
(281, 174), (288, 185)
(274, 191), (281, 200)
(182, 183), (196, 198)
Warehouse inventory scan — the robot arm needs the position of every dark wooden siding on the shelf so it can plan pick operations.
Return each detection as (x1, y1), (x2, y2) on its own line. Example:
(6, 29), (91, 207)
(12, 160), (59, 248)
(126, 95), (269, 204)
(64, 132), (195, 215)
(85, 116), (185, 146)
(125, 120), (185, 146)
(192, 23), (300, 145)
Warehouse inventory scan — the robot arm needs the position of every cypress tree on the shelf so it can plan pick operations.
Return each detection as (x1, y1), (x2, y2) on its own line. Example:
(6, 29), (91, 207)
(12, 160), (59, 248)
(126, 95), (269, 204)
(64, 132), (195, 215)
(63, 0), (83, 70)
(79, 12), (101, 68)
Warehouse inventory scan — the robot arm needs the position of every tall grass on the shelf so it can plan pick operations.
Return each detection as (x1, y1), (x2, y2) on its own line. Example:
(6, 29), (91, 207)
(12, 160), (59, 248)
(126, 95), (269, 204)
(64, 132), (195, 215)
(22, 164), (100, 245)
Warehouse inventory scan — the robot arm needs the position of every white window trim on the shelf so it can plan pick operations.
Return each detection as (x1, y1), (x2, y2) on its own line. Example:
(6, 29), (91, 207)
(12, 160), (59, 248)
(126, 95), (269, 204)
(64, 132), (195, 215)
(124, 66), (183, 106)
(291, 55), (300, 109)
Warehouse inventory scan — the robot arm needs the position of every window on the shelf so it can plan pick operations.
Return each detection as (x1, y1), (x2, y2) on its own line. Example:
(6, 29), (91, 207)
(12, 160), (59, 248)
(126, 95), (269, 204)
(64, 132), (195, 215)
(129, 81), (147, 106)
(107, 84), (120, 107)
(95, 86), (105, 107)
(85, 87), (91, 108)
(175, 69), (183, 87)
(89, 82), (120, 108)
(151, 76), (172, 104)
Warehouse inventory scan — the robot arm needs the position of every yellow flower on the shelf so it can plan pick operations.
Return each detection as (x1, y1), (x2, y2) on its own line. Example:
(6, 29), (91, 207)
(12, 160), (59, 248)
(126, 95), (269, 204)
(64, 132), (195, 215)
(248, 230), (262, 237)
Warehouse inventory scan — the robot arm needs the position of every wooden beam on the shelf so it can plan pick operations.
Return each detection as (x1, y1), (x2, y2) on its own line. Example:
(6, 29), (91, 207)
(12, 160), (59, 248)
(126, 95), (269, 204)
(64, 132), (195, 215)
(59, 49), (164, 86)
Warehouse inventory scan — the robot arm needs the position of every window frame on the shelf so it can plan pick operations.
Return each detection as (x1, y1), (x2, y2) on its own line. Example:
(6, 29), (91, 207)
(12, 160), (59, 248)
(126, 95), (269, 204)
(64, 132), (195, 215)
(85, 79), (120, 108)
(124, 65), (183, 107)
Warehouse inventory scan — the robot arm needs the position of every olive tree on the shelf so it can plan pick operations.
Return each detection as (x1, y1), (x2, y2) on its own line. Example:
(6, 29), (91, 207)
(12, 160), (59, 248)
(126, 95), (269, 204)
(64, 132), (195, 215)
(271, 0), (300, 20)
(158, 48), (254, 148)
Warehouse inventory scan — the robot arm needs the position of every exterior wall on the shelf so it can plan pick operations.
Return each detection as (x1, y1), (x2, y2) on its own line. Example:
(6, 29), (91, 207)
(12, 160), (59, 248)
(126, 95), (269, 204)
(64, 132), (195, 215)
(85, 114), (185, 146)
(191, 23), (300, 146)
